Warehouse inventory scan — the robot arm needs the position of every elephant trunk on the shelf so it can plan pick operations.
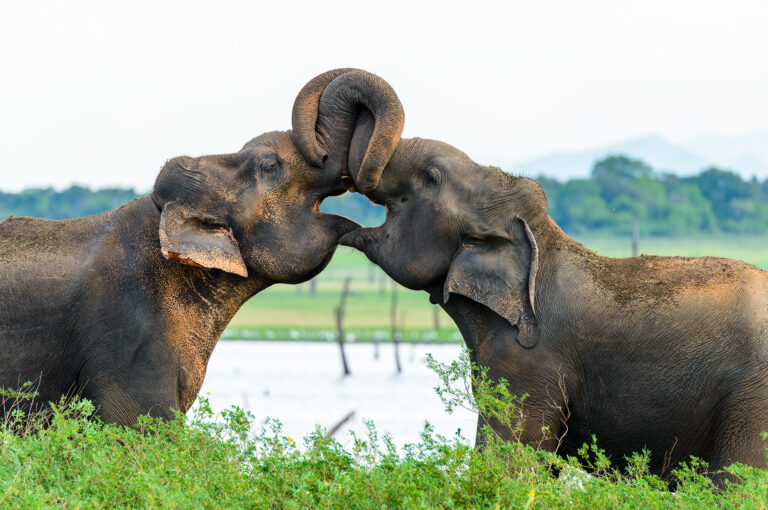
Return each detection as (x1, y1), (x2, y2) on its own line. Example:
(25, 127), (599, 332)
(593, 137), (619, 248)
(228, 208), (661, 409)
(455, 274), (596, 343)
(291, 69), (404, 193)
(291, 68), (357, 168)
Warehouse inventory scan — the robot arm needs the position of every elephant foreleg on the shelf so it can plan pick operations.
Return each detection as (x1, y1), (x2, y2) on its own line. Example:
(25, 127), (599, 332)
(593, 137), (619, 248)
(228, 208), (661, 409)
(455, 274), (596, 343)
(474, 400), (568, 452)
(78, 366), (181, 426)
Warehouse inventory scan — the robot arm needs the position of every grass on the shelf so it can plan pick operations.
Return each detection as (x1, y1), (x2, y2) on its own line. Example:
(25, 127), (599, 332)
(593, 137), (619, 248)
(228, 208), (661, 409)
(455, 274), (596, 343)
(221, 326), (463, 343)
(2, 350), (768, 508)
(227, 235), (768, 341)
(228, 248), (457, 341)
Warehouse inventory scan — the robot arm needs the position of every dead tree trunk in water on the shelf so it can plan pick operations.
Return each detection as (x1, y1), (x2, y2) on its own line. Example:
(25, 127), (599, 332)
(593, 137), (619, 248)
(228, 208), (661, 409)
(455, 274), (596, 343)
(391, 281), (402, 373)
(335, 277), (352, 376)
(309, 277), (317, 297)
(632, 220), (639, 257)
(325, 411), (355, 438)
(433, 306), (441, 333)
(373, 270), (381, 360)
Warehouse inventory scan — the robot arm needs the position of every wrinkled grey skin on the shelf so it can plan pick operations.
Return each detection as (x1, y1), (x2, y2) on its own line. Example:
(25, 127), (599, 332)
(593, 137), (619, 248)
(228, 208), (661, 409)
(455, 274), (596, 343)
(341, 136), (768, 479)
(0, 69), (404, 426)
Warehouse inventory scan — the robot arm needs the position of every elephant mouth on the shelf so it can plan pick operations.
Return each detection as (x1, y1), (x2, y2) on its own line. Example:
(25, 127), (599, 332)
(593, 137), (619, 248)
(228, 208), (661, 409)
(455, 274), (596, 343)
(312, 175), (356, 213)
(298, 215), (360, 283)
(307, 173), (363, 245)
(340, 175), (356, 192)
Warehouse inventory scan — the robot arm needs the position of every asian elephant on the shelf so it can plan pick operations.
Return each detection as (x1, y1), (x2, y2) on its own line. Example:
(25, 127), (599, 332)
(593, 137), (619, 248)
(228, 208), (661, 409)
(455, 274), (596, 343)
(0, 68), (404, 425)
(340, 129), (768, 477)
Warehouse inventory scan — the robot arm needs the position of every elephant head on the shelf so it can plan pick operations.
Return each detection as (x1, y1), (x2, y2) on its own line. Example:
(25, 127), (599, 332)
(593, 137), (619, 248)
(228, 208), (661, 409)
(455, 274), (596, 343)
(340, 137), (547, 347)
(152, 68), (405, 284)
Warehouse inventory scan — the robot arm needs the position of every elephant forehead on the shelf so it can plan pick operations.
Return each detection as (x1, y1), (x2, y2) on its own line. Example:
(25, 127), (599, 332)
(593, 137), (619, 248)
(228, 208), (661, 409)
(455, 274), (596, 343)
(242, 130), (293, 152)
(245, 132), (314, 173)
(178, 159), (241, 203)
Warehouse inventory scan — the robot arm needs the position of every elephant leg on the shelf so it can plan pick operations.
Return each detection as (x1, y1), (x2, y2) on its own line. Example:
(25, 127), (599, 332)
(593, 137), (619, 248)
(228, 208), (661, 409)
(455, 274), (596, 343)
(474, 402), (566, 452)
(87, 379), (180, 426)
(78, 364), (181, 426)
(706, 391), (768, 482)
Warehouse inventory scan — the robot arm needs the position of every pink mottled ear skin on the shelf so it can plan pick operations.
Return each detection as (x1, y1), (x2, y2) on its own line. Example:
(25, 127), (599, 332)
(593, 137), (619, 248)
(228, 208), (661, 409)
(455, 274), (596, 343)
(159, 201), (248, 278)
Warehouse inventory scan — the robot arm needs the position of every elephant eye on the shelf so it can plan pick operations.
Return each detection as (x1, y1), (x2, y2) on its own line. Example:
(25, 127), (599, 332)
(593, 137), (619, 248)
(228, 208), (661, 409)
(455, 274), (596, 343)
(257, 154), (281, 175)
(422, 166), (441, 186)
(464, 235), (485, 246)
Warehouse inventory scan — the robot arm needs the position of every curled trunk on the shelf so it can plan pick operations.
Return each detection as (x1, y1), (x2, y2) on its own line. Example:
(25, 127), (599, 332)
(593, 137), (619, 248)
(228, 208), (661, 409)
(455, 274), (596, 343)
(291, 69), (404, 193)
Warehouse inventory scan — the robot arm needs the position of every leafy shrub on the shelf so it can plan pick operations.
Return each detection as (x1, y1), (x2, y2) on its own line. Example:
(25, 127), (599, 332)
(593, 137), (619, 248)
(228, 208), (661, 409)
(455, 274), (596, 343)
(1, 353), (767, 508)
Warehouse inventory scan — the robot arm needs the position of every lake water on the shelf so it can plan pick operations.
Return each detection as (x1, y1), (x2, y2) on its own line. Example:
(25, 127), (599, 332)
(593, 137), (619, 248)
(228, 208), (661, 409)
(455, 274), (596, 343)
(198, 341), (477, 449)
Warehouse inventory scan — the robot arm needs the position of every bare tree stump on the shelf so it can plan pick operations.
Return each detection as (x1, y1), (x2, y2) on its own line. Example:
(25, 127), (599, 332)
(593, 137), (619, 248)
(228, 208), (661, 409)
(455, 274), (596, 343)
(632, 220), (639, 257)
(336, 277), (352, 376)
(433, 306), (441, 333)
(325, 411), (355, 438)
(391, 281), (402, 373)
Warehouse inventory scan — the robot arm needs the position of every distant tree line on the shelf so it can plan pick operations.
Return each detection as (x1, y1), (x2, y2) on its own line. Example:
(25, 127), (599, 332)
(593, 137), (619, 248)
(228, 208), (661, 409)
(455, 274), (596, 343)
(0, 186), (142, 221)
(2, 156), (767, 235)
(538, 155), (768, 235)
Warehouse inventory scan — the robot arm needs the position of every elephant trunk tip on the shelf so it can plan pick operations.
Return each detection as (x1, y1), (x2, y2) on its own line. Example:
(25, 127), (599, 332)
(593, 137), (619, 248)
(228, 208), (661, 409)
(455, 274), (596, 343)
(356, 179), (378, 194)
(339, 230), (363, 250)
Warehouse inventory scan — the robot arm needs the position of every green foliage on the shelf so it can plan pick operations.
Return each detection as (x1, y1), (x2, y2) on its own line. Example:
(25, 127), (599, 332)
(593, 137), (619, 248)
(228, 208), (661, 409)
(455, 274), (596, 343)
(427, 348), (529, 443)
(592, 155), (654, 202)
(3, 360), (768, 508)
(0, 186), (142, 221)
(542, 155), (768, 236)
(551, 179), (611, 232)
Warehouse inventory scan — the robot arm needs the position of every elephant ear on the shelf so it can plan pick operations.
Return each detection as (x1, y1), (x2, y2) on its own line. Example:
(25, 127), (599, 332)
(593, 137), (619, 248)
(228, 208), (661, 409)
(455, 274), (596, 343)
(158, 201), (248, 277)
(443, 216), (539, 348)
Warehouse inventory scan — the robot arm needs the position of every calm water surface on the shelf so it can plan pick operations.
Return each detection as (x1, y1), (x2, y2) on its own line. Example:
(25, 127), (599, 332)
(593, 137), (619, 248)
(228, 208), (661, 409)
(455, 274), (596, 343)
(198, 341), (477, 448)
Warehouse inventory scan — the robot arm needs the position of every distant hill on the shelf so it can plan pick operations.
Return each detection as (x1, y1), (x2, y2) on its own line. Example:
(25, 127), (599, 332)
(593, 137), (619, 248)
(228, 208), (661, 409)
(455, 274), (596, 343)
(513, 133), (768, 181)
(680, 131), (768, 177)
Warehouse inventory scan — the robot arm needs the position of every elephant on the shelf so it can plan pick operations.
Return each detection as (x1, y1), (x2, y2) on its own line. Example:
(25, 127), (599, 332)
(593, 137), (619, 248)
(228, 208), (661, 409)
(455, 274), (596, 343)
(339, 127), (768, 478)
(0, 68), (405, 425)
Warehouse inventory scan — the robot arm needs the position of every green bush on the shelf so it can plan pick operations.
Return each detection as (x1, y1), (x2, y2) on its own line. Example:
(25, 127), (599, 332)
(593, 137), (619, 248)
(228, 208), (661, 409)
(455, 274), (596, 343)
(540, 156), (768, 236)
(1, 351), (767, 508)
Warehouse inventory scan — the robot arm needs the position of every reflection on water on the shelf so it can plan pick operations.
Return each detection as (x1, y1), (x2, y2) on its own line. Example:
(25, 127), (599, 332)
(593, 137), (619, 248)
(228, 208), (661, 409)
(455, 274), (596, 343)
(198, 341), (477, 448)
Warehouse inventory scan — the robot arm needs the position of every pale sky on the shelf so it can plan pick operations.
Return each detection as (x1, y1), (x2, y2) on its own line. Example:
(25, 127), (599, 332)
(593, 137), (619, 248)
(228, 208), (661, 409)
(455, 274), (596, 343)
(1, 0), (766, 191)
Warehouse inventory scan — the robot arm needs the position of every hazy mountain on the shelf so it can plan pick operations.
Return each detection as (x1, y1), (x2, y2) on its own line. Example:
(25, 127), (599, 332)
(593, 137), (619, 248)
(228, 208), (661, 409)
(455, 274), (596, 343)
(513, 133), (768, 180)
(681, 131), (768, 177)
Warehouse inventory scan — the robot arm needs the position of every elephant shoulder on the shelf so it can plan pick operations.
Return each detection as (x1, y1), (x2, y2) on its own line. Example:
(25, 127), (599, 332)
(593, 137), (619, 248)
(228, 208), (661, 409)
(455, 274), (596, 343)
(0, 214), (115, 277)
(586, 254), (760, 307)
(0, 216), (105, 314)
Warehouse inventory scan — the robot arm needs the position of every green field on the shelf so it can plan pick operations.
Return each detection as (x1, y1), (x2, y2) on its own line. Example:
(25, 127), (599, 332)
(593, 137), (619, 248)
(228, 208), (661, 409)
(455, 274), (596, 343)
(227, 235), (768, 341)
